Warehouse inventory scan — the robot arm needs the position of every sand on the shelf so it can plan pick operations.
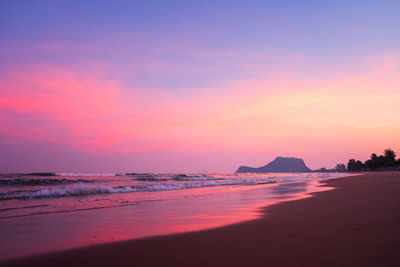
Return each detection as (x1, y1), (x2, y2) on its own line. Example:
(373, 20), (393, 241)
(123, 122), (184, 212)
(2, 172), (400, 267)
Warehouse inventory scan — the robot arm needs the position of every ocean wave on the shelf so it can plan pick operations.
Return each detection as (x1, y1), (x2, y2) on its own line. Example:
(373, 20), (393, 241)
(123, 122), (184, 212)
(0, 184), (133, 200)
(132, 173), (168, 181)
(171, 174), (224, 181)
(27, 172), (57, 176)
(130, 173), (219, 182)
(0, 179), (277, 200)
(0, 178), (95, 186)
(0, 173), (57, 179)
(133, 180), (276, 192)
(57, 173), (117, 177)
(135, 177), (169, 181)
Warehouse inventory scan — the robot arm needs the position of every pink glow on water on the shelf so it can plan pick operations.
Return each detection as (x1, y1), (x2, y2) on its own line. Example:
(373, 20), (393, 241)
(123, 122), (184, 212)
(0, 177), (335, 261)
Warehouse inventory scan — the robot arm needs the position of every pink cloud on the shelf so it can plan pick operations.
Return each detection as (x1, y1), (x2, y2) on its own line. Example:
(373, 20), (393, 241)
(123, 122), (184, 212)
(1, 52), (399, 170)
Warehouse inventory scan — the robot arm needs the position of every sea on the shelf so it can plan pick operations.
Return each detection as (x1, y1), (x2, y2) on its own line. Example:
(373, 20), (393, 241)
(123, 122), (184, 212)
(0, 172), (350, 261)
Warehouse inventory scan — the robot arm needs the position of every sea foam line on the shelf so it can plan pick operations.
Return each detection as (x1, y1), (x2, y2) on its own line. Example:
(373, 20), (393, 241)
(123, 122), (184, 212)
(0, 180), (277, 200)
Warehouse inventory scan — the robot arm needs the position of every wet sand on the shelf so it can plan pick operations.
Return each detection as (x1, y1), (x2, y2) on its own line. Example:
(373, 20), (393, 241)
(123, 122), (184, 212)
(2, 172), (400, 267)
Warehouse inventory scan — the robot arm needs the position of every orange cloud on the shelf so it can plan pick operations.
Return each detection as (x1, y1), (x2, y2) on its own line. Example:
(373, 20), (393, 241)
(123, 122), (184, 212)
(1, 53), (399, 164)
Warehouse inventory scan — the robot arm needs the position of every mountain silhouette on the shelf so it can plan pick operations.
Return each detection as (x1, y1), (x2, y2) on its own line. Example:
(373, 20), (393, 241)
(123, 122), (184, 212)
(236, 157), (311, 173)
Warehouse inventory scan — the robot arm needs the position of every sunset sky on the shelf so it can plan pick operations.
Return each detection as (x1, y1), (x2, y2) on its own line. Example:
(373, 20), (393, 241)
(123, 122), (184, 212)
(1, 0), (399, 172)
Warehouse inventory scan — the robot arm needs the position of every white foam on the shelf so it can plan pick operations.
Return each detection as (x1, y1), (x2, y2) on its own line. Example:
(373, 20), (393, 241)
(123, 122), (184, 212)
(2, 184), (133, 199)
(132, 180), (274, 192)
(3, 173), (348, 201)
(1, 179), (278, 200)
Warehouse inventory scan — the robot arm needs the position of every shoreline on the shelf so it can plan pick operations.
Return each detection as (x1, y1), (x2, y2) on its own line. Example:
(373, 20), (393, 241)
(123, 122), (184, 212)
(2, 172), (400, 266)
(0, 174), (338, 261)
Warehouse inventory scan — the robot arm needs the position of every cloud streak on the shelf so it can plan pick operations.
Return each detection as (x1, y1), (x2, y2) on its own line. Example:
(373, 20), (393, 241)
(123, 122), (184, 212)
(1, 52), (399, 169)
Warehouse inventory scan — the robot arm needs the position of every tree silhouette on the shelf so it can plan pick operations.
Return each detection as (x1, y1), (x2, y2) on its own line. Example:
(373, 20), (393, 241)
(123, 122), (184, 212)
(365, 153), (382, 170)
(334, 164), (346, 172)
(347, 148), (399, 172)
(384, 148), (396, 162)
(347, 159), (365, 172)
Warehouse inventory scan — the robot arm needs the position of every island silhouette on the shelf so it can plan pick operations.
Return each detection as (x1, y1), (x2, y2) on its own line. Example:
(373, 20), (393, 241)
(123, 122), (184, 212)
(236, 157), (311, 173)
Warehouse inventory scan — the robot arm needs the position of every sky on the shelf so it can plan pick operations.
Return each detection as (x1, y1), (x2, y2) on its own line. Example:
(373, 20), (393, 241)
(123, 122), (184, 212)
(0, 0), (399, 173)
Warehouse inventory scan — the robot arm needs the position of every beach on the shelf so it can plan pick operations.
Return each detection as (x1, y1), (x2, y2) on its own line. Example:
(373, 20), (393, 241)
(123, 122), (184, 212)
(2, 1), (398, 266)
(2, 172), (399, 267)
(0, 172), (342, 260)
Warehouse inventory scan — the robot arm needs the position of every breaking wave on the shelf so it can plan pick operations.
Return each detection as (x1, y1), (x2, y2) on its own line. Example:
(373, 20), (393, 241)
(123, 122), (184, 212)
(132, 174), (168, 181)
(0, 184), (133, 200)
(57, 173), (117, 177)
(0, 178), (95, 186)
(0, 180), (277, 200)
(171, 174), (223, 181)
